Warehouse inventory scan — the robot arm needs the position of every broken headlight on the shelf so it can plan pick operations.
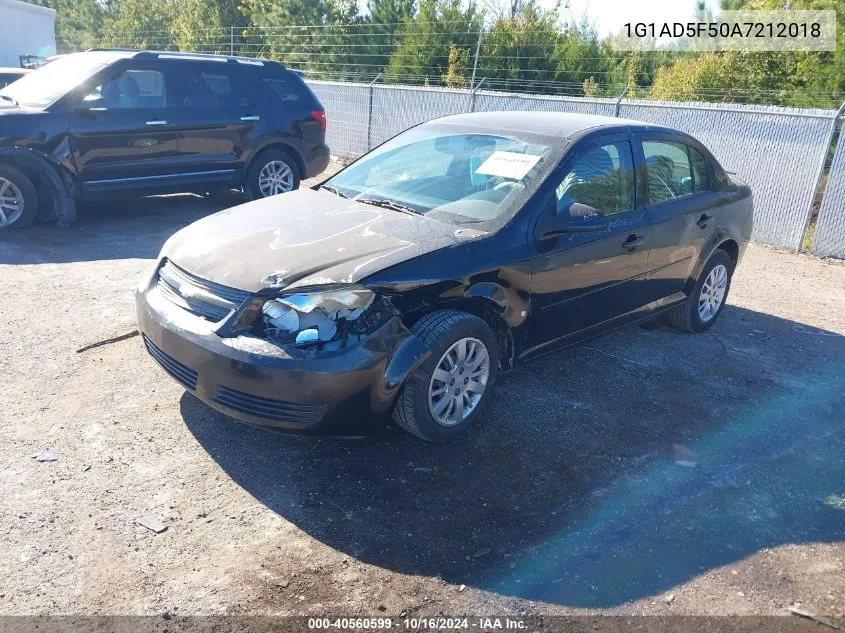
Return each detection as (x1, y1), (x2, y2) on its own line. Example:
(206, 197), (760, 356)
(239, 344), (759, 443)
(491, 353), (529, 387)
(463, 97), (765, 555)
(261, 286), (390, 350)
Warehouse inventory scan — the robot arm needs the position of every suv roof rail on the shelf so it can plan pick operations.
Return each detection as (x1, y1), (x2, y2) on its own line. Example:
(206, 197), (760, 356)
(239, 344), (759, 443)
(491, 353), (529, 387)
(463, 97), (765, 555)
(84, 48), (283, 68)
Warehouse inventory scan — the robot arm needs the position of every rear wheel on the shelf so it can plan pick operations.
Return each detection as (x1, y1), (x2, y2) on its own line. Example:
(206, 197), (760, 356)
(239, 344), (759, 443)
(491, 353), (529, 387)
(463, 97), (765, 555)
(0, 164), (39, 229)
(668, 249), (734, 332)
(245, 149), (300, 200)
(393, 310), (498, 441)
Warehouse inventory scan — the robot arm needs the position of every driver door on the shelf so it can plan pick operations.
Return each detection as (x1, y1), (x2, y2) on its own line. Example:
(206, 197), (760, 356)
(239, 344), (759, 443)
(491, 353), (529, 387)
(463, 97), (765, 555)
(527, 133), (652, 352)
(69, 62), (181, 195)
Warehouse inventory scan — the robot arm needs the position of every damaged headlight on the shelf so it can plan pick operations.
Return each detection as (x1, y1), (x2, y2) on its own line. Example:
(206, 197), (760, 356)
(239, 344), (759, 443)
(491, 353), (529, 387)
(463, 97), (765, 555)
(261, 286), (390, 350)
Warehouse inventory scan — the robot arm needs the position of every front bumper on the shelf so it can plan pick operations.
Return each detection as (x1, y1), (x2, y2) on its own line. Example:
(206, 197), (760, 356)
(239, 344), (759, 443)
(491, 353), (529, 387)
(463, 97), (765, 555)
(135, 276), (427, 435)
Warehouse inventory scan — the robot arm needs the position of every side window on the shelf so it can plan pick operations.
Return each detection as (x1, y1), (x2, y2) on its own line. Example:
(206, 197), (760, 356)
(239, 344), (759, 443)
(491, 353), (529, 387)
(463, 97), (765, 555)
(97, 69), (166, 109)
(689, 146), (710, 192)
(555, 141), (635, 216)
(262, 78), (302, 103)
(643, 140), (695, 204)
(180, 70), (249, 107)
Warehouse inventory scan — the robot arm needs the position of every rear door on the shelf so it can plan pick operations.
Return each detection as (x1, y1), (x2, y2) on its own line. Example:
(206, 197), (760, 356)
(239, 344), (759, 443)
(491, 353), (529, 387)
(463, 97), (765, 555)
(637, 135), (724, 304)
(528, 133), (652, 351)
(172, 62), (262, 177)
(69, 62), (180, 193)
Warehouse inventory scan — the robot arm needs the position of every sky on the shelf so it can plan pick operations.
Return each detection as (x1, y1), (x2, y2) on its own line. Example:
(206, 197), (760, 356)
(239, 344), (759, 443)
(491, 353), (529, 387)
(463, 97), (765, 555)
(549, 0), (717, 36)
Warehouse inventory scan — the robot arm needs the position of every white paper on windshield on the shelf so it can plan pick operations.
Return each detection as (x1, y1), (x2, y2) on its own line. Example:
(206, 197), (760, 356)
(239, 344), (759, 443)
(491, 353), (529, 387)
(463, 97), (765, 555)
(475, 151), (541, 180)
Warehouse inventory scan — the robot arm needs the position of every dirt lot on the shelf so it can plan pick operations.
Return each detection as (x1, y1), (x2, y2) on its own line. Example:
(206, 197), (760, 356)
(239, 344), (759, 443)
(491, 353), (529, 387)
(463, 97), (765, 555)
(1, 174), (843, 619)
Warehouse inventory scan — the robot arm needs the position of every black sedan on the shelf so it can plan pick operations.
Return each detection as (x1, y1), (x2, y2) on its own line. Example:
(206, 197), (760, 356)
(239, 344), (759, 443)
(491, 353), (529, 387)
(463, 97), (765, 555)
(136, 111), (753, 441)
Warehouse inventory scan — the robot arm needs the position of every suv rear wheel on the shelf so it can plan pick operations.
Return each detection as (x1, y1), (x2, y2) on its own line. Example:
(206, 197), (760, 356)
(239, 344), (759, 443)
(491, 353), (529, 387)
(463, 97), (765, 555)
(246, 149), (300, 200)
(0, 164), (39, 229)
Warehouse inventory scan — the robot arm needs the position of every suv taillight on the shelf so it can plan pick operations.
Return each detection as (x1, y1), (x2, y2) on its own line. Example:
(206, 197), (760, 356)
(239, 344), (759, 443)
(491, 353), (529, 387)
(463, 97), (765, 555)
(311, 110), (326, 134)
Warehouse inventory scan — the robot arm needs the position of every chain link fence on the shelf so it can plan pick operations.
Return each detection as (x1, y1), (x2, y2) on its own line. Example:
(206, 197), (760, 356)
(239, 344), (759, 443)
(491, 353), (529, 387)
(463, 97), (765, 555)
(813, 129), (845, 258)
(616, 99), (836, 250)
(308, 79), (843, 255)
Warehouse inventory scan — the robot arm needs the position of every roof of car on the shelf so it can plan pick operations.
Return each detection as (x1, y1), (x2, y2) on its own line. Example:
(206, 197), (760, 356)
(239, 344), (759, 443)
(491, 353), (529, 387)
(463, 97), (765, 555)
(83, 48), (281, 68)
(434, 111), (665, 140)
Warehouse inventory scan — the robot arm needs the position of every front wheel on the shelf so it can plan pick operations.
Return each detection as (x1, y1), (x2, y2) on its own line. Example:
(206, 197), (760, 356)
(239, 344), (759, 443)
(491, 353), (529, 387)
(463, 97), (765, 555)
(393, 310), (498, 441)
(668, 249), (734, 332)
(245, 149), (300, 200)
(0, 164), (39, 229)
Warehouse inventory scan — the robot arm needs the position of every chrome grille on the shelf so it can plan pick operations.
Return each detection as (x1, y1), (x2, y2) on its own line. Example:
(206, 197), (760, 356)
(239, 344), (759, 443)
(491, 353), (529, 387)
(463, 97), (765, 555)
(156, 260), (250, 322)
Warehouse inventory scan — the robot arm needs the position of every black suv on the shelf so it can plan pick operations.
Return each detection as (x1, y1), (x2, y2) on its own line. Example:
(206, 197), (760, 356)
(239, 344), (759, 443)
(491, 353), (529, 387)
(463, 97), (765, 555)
(0, 49), (329, 228)
(0, 68), (28, 89)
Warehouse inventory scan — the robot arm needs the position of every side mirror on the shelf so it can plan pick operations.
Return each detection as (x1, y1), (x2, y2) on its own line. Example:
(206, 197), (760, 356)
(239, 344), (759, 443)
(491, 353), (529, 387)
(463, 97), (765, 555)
(73, 93), (107, 113)
(536, 200), (609, 241)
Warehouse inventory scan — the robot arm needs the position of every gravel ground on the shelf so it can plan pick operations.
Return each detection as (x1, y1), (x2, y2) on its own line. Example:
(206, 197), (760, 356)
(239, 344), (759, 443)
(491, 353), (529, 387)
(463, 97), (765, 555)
(0, 174), (843, 619)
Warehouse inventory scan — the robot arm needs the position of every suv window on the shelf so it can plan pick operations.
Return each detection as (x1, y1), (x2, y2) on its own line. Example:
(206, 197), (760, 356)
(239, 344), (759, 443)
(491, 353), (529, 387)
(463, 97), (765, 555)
(262, 77), (302, 103)
(555, 141), (635, 216)
(97, 69), (167, 109)
(180, 70), (250, 107)
(643, 140), (698, 204)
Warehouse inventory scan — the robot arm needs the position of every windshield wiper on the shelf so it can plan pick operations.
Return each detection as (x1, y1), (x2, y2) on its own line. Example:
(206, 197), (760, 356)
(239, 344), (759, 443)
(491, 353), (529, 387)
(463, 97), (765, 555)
(0, 94), (18, 106)
(357, 197), (420, 216)
(320, 184), (348, 198)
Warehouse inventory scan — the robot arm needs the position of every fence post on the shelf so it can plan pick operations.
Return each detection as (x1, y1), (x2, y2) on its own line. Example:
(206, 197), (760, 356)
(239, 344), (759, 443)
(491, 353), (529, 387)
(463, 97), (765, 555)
(230, 27), (234, 56)
(469, 77), (486, 113)
(798, 100), (845, 252)
(469, 27), (484, 95)
(613, 86), (630, 117)
(366, 73), (382, 152)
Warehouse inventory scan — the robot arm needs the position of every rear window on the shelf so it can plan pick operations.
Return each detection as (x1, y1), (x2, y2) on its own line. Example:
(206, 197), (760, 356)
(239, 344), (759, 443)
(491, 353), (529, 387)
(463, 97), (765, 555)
(262, 77), (302, 103)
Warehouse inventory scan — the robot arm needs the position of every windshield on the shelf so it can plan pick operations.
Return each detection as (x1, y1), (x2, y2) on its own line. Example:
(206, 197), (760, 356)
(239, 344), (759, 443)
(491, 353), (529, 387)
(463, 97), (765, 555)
(325, 125), (557, 227)
(0, 53), (114, 108)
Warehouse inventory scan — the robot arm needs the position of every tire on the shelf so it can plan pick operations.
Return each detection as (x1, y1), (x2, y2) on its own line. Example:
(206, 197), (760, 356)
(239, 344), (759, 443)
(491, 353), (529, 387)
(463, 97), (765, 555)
(0, 164), (39, 229)
(393, 310), (499, 441)
(245, 149), (300, 200)
(667, 249), (734, 333)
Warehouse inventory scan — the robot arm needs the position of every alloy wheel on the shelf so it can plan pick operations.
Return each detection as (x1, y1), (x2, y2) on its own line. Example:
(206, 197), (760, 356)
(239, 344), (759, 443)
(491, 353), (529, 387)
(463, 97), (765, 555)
(0, 177), (24, 228)
(698, 263), (728, 322)
(428, 337), (490, 427)
(257, 160), (294, 197)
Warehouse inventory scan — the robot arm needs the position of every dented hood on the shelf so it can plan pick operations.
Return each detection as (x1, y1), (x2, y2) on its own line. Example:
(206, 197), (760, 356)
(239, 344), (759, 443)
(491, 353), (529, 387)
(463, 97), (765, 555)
(161, 188), (465, 293)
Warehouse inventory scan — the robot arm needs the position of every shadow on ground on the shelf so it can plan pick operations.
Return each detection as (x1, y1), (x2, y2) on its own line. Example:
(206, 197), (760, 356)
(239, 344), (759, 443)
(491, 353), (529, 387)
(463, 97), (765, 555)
(0, 192), (243, 265)
(180, 305), (845, 608)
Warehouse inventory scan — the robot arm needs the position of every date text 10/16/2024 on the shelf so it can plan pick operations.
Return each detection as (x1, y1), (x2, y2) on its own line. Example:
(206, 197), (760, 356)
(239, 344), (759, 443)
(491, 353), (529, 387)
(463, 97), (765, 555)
(307, 617), (527, 630)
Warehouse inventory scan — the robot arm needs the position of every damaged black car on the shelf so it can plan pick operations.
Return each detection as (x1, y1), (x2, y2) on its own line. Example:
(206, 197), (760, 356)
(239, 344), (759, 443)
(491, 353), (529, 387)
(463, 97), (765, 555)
(136, 111), (753, 441)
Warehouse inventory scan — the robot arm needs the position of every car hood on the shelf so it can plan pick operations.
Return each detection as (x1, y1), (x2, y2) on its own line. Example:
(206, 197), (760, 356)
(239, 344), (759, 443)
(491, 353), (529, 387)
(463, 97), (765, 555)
(0, 103), (27, 114)
(161, 188), (477, 293)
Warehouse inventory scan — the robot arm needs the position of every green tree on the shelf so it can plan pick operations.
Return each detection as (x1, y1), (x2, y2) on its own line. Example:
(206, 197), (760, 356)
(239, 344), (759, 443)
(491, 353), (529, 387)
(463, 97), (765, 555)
(241, 0), (363, 76)
(100, 0), (176, 50)
(363, 0), (415, 75)
(649, 0), (844, 107)
(171, 0), (248, 55)
(554, 16), (612, 95)
(385, 0), (481, 85)
(480, 3), (561, 92)
(31, 0), (104, 52)
(442, 43), (467, 86)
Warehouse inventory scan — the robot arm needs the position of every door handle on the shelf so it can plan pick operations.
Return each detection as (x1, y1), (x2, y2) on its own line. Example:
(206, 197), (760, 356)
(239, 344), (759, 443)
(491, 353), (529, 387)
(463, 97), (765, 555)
(240, 115), (260, 121)
(145, 120), (168, 126)
(622, 234), (646, 250)
(697, 213), (714, 229)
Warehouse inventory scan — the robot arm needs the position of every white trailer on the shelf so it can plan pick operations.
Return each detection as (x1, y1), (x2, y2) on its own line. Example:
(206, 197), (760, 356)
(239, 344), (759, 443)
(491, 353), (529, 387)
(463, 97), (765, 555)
(0, 0), (56, 68)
